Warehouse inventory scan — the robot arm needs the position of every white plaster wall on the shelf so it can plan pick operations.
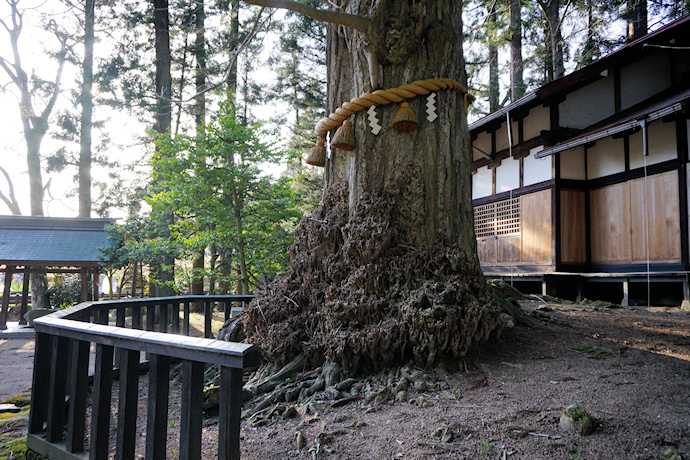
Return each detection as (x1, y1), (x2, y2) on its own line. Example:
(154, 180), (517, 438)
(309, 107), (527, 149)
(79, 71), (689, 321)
(560, 145), (586, 180)
(587, 136), (625, 179)
(560, 76), (615, 129)
(495, 118), (519, 153)
(524, 146), (552, 185)
(629, 121), (677, 169)
(621, 50), (671, 110)
(523, 105), (550, 141)
(496, 155), (520, 192)
(472, 166), (492, 199)
(473, 131), (492, 161)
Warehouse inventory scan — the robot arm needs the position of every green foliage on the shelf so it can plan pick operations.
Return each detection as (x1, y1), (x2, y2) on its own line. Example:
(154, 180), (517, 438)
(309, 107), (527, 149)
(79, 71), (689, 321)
(147, 101), (302, 293)
(46, 274), (91, 309)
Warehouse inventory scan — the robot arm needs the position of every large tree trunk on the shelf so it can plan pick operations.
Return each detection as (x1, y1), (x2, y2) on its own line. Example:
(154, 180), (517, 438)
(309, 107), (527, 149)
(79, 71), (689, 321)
(79, 0), (95, 217)
(243, 0), (501, 375)
(509, 0), (525, 101)
(626, 0), (647, 41)
(153, 0), (175, 296)
(488, 4), (499, 113)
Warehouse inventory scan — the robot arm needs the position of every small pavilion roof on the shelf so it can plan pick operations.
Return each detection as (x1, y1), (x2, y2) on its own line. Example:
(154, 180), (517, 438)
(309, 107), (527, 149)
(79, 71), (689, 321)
(0, 215), (115, 268)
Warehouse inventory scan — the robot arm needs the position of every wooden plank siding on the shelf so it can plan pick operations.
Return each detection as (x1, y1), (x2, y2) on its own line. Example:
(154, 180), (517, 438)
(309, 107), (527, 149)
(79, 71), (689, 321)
(474, 189), (553, 268)
(630, 170), (681, 262)
(590, 182), (632, 263)
(521, 190), (552, 263)
(590, 171), (681, 265)
(560, 189), (587, 264)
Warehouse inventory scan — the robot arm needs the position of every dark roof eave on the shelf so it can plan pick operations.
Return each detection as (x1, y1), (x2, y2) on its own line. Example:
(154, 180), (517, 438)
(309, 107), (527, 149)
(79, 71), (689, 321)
(469, 14), (690, 134)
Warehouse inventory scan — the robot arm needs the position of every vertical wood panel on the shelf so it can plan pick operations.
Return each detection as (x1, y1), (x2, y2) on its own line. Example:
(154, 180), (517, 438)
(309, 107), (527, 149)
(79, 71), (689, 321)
(630, 171), (681, 262)
(477, 238), (496, 264)
(560, 189), (587, 263)
(497, 235), (521, 263)
(590, 182), (632, 263)
(521, 190), (552, 262)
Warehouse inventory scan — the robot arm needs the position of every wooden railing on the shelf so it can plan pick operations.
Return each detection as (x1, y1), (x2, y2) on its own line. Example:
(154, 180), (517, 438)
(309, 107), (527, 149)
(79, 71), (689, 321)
(27, 295), (259, 460)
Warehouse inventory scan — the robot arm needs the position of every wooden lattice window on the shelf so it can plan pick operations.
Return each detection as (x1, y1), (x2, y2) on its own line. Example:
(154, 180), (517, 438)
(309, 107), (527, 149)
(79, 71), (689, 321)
(474, 198), (521, 237)
(474, 203), (496, 238)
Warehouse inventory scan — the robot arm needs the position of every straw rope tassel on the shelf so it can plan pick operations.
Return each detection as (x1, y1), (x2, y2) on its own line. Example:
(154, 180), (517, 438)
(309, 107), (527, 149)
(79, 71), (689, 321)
(314, 78), (474, 139)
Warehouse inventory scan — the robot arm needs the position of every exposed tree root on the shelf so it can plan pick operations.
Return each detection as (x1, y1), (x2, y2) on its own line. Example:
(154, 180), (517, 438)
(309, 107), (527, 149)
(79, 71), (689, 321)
(242, 180), (504, 375)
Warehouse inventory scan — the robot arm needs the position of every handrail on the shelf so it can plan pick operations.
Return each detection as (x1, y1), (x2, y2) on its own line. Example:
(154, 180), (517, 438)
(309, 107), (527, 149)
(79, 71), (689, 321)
(27, 295), (259, 460)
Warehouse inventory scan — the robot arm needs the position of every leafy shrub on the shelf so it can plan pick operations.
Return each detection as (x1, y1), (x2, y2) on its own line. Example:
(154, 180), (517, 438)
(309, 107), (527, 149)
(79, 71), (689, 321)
(46, 274), (91, 309)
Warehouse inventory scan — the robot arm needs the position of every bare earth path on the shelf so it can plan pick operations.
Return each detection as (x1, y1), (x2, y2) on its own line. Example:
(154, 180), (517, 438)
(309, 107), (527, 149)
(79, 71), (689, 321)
(229, 301), (690, 459)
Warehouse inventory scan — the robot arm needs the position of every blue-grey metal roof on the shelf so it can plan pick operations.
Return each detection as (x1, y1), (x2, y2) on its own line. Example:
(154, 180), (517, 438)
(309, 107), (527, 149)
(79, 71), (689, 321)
(0, 216), (115, 267)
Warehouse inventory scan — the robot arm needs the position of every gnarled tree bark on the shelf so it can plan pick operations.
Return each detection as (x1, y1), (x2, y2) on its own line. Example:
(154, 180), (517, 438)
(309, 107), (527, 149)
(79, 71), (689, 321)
(240, 0), (502, 375)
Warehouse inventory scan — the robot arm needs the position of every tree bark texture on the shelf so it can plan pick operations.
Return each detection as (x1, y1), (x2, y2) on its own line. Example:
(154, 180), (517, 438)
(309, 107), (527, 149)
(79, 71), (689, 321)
(244, 0), (502, 374)
(324, 0), (475, 251)
(509, 0), (524, 101)
(153, 0), (175, 296)
(546, 0), (565, 80)
(79, 0), (95, 217)
(626, 0), (647, 41)
(488, 4), (499, 112)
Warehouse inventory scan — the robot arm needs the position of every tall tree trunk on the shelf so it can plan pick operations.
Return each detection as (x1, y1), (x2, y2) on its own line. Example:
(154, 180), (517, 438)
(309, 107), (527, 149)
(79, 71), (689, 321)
(509, 0), (524, 101)
(543, 20), (554, 83)
(227, 0), (240, 103)
(153, 0), (175, 296)
(546, 0), (565, 79)
(79, 0), (95, 217)
(324, 1), (474, 249)
(191, 0), (207, 306)
(626, 0), (647, 41)
(488, 5), (499, 113)
(244, 0), (501, 373)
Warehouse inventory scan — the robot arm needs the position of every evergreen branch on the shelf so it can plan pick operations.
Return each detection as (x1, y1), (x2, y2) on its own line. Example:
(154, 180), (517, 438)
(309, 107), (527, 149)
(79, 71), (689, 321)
(166, 7), (268, 104)
(241, 0), (371, 33)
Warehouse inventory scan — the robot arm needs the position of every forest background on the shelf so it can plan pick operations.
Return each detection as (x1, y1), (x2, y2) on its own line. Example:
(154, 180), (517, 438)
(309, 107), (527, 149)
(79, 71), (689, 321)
(0, 0), (688, 304)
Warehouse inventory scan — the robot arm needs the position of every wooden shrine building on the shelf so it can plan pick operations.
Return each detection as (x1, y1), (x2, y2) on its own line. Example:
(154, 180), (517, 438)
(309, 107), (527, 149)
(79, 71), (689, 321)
(0, 215), (114, 329)
(470, 15), (690, 306)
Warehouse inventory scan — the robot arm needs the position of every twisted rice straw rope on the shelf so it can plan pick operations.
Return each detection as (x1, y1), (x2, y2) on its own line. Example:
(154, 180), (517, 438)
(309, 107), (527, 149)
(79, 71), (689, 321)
(314, 78), (475, 138)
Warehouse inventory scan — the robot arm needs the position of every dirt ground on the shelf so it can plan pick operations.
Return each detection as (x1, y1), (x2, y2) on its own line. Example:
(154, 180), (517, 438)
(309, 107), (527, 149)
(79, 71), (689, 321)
(2, 301), (689, 459)
(222, 300), (690, 460)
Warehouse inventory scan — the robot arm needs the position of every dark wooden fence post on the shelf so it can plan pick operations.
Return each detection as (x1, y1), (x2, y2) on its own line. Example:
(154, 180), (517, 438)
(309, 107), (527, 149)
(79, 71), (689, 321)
(180, 360), (204, 460)
(90, 343), (114, 458)
(29, 332), (51, 434)
(146, 354), (171, 460)
(116, 348), (140, 460)
(18, 266), (30, 325)
(171, 301), (180, 333)
(218, 366), (243, 460)
(183, 301), (190, 336)
(66, 339), (90, 453)
(0, 264), (14, 329)
(46, 335), (69, 443)
(204, 300), (212, 338)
